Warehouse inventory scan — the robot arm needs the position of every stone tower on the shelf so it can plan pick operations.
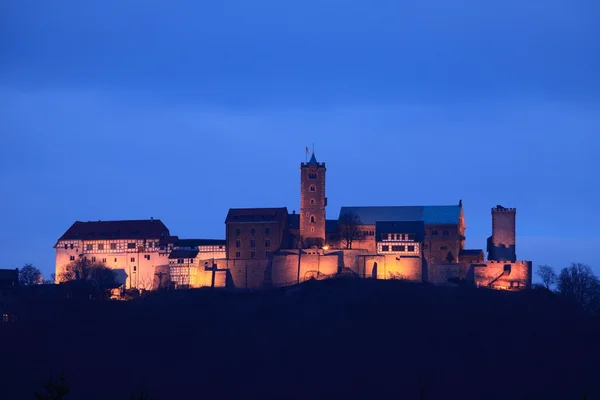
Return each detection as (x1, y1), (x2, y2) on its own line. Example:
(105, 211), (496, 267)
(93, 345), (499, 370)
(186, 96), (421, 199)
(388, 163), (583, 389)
(300, 153), (327, 247)
(487, 205), (517, 262)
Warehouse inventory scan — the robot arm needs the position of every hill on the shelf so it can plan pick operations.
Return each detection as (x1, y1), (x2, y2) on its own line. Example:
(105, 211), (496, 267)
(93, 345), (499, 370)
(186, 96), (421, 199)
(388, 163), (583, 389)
(1, 278), (599, 399)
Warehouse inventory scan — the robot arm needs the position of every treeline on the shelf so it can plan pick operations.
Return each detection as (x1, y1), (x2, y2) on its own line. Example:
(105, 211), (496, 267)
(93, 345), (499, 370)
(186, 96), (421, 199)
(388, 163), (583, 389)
(536, 262), (600, 315)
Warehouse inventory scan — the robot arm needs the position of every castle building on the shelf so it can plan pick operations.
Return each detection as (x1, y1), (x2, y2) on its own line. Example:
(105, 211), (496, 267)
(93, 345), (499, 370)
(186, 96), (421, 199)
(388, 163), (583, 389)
(54, 219), (171, 290)
(225, 208), (289, 259)
(168, 239), (226, 288)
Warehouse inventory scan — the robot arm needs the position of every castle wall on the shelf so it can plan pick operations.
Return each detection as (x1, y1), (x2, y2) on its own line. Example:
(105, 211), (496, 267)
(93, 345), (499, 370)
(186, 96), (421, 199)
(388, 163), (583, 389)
(427, 263), (461, 285)
(474, 260), (532, 290)
(358, 255), (422, 282)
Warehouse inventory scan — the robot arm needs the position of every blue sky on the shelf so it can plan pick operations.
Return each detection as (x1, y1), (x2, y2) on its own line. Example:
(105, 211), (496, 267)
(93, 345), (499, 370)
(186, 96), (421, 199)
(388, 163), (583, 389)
(1, 0), (599, 279)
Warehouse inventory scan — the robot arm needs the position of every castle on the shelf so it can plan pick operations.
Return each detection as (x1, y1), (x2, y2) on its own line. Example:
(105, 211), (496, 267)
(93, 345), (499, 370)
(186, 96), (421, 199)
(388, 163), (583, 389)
(54, 152), (532, 291)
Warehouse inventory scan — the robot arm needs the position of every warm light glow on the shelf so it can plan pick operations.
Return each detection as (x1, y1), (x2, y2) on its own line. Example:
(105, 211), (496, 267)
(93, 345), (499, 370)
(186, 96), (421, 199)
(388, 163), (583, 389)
(322, 245), (329, 250)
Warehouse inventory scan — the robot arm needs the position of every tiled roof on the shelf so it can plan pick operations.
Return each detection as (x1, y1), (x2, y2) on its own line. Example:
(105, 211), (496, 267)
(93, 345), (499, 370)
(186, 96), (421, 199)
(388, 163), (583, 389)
(169, 249), (199, 259)
(57, 219), (170, 242)
(159, 236), (179, 245)
(338, 206), (461, 225)
(174, 239), (226, 247)
(225, 207), (288, 223)
(460, 249), (484, 256)
(375, 221), (425, 241)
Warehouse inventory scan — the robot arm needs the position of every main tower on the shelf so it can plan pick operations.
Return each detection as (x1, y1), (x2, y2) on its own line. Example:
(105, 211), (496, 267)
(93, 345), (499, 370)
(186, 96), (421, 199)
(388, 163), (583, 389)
(300, 152), (327, 247)
(487, 205), (517, 262)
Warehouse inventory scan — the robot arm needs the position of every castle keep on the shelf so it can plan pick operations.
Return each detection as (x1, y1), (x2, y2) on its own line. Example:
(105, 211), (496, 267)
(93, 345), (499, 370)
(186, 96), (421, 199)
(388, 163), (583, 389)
(54, 152), (532, 291)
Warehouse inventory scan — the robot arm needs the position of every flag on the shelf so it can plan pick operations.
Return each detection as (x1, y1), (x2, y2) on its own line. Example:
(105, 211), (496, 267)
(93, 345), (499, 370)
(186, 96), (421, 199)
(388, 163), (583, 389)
(306, 146), (309, 154)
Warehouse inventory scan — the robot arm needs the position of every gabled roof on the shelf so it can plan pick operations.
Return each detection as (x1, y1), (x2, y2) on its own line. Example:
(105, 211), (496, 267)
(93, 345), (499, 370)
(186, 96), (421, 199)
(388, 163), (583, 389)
(57, 219), (170, 242)
(338, 205), (461, 225)
(169, 249), (199, 259)
(174, 239), (226, 247)
(225, 207), (288, 223)
(376, 221), (425, 241)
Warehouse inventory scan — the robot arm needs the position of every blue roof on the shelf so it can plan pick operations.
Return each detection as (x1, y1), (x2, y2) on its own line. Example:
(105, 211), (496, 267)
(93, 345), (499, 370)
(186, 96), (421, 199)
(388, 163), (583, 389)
(338, 205), (461, 225)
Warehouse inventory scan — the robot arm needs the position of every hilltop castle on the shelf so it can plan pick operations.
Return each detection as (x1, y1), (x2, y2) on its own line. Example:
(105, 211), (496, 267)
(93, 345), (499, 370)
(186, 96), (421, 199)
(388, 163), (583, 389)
(54, 152), (532, 291)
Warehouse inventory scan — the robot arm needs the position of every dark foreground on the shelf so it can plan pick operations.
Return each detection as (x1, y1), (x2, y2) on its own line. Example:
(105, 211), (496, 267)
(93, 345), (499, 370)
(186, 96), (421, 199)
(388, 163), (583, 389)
(2, 278), (599, 399)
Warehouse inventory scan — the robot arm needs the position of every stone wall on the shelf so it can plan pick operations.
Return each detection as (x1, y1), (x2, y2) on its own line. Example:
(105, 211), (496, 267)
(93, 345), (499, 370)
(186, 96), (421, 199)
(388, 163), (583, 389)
(358, 255), (422, 282)
(474, 260), (532, 290)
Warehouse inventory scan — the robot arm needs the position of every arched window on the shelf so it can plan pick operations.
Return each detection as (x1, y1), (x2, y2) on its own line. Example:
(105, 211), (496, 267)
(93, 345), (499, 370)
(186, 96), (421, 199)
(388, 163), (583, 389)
(310, 198), (316, 205)
(310, 216), (315, 223)
(309, 185), (316, 192)
(311, 227), (315, 232)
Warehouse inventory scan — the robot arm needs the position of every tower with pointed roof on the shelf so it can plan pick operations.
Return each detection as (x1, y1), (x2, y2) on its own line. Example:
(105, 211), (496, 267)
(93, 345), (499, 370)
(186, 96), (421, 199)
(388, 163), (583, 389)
(300, 152), (327, 247)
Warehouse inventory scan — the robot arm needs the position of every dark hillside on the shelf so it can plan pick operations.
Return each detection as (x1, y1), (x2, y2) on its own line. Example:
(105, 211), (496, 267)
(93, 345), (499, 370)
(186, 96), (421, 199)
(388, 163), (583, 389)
(1, 278), (599, 399)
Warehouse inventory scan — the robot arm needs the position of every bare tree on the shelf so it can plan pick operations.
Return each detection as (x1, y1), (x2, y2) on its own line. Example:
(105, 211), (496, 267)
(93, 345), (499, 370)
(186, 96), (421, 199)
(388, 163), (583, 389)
(19, 263), (42, 286)
(536, 264), (557, 290)
(338, 211), (362, 249)
(557, 263), (600, 314)
(59, 258), (117, 287)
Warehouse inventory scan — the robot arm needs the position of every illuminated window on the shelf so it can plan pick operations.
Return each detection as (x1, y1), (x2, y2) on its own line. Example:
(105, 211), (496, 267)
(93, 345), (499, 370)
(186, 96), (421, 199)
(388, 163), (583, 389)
(69, 256), (75, 261)
(309, 185), (316, 192)
(87, 244), (93, 251)
(235, 252), (240, 258)
(98, 244), (104, 250)
(127, 243), (136, 249)
(110, 243), (116, 250)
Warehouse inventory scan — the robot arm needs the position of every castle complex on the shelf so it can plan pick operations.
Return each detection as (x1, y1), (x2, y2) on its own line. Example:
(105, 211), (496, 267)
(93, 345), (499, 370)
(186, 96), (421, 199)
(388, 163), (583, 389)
(54, 152), (532, 291)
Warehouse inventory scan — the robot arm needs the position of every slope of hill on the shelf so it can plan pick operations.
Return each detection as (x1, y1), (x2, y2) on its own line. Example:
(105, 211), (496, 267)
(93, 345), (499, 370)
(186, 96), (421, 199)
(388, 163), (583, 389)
(1, 278), (599, 399)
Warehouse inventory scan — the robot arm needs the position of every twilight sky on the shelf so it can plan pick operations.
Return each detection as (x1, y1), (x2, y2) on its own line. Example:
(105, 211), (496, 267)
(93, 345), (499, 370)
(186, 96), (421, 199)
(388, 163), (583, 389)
(1, 0), (599, 279)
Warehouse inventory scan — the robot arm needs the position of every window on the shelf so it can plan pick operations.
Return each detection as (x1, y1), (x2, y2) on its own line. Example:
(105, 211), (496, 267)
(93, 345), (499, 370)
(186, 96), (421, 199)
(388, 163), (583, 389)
(408, 245), (415, 252)
(92, 257), (96, 262)
(236, 240), (241, 248)
(178, 259), (184, 264)
(265, 239), (271, 247)
(265, 250), (271, 258)
(130, 257), (135, 262)
(432, 230), (438, 236)
(98, 244), (104, 250)
(86, 244), (93, 251)
(392, 245), (404, 252)
(251, 228), (255, 236)
(114, 258), (117, 262)
(235, 251), (241, 258)
(133, 266), (136, 272)
(145, 255), (151, 260)
(236, 228), (241, 236)
(408, 234), (415, 241)
(265, 227), (270, 235)
(148, 242), (153, 248)
(69, 256), (75, 261)
(308, 173), (317, 179)
(127, 243), (136, 249)
(64, 244), (68, 249)
(443, 230), (449, 236)
(382, 245), (389, 252)
(70, 244), (74, 249)
(110, 243), (117, 250)
(250, 251), (256, 258)
(310, 216), (315, 223)
(102, 258), (107, 263)
(250, 240), (256, 248)
(309, 185), (316, 192)
(310, 198), (316, 205)
(190, 259), (194, 264)
(440, 246), (448, 251)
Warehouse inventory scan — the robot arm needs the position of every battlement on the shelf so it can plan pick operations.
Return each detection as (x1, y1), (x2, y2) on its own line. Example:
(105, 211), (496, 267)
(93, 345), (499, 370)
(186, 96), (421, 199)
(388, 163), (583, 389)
(492, 205), (516, 213)
(301, 162), (326, 168)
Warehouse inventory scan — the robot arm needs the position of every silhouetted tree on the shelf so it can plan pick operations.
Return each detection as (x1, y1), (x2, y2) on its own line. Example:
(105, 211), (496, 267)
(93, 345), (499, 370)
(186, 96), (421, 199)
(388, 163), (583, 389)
(59, 258), (116, 287)
(19, 263), (42, 286)
(339, 211), (362, 249)
(34, 372), (70, 400)
(537, 264), (557, 290)
(557, 263), (600, 314)
(304, 237), (324, 248)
